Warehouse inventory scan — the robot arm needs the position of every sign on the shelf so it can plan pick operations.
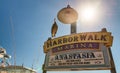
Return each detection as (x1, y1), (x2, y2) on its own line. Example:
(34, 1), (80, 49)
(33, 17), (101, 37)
(52, 42), (100, 54)
(44, 44), (111, 71)
(44, 32), (113, 53)
(48, 52), (104, 67)
(43, 31), (113, 71)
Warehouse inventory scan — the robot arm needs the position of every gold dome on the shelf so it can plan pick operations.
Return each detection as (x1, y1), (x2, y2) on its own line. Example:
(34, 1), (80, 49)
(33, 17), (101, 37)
(57, 5), (78, 24)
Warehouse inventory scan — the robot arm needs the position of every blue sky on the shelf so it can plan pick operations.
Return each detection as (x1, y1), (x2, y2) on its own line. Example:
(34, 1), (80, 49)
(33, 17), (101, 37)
(0, 0), (120, 73)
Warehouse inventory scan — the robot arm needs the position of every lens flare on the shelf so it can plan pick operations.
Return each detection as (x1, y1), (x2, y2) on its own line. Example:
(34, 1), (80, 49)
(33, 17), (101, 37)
(81, 7), (96, 21)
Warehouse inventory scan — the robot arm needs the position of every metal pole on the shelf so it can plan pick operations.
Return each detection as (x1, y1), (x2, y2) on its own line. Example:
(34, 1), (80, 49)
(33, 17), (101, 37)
(42, 63), (47, 73)
(42, 55), (47, 73)
(71, 22), (76, 34)
(108, 48), (116, 73)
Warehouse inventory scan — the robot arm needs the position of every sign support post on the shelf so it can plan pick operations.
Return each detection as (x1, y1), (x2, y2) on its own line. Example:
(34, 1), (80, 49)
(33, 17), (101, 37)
(71, 22), (76, 34)
(108, 48), (116, 73)
(42, 64), (46, 73)
(42, 55), (47, 73)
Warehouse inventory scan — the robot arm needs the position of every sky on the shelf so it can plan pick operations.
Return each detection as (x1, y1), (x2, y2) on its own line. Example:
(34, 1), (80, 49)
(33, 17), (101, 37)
(0, 0), (120, 73)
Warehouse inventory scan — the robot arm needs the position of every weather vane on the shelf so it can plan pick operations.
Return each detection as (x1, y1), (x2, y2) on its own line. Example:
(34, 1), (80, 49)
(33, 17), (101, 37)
(51, 18), (58, 38)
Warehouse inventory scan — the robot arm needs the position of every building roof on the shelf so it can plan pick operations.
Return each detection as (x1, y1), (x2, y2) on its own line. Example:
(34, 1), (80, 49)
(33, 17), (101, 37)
(0, 65), (36, 72)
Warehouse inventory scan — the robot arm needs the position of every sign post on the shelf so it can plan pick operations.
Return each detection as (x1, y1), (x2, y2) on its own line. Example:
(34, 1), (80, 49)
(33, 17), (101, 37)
(42, 5), (116, 73)
(71, 22), (76, 34)
(42, 55), (47, 73)
(109, 48), (116, 73)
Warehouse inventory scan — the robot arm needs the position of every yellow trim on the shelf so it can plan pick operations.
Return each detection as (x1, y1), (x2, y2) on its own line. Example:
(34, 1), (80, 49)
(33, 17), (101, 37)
(44, 32), (113, 53)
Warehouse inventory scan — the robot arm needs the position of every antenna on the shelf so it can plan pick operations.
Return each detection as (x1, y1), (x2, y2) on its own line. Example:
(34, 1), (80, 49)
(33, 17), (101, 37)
(22, 58), (24, 67)
(10, 16), (16, 66)
(67, 0), (70, 5)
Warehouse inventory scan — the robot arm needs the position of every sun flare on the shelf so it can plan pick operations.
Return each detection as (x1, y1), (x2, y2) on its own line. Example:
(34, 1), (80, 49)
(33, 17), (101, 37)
(78, 5), (99, 23)
(81, 7), (96, 20)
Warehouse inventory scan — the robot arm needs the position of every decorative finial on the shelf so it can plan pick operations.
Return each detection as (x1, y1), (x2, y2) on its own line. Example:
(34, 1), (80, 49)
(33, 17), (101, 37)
(67, 4), (71, 8)
(54, 18), (56, 23)
(51, 18), (58, 37)
(101, 28), (107, 32)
